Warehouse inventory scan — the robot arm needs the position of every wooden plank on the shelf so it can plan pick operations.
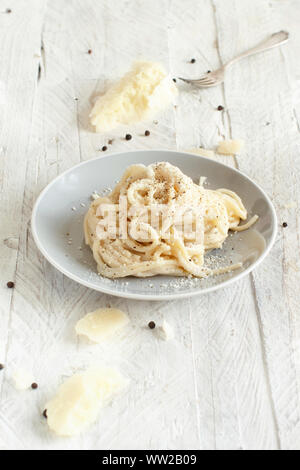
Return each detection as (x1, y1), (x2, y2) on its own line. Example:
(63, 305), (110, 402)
(0, 2), (100, 450)
(0, 0), (46, 398)
(214, 0), (300, 450)
(168, 0), (279, 449)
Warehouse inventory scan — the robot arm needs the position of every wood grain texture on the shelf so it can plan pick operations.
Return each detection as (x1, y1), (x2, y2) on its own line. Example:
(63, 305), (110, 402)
(214, 0), (300, 449)
(0, 0), (299, 450)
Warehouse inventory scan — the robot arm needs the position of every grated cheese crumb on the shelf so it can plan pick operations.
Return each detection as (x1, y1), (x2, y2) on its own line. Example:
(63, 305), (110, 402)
(199, 176), (207, 187)
(157, 320), (175, 341)
(217, 139), (245, 155)
(91, 192), (100, 200)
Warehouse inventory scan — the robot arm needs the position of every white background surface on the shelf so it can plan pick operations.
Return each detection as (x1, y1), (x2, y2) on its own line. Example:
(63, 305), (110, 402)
(0, 0), (300, 450)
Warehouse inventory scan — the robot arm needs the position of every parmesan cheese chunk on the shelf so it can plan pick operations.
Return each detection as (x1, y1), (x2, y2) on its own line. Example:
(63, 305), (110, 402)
(75, 308), (129, 343)
(217, 139), (245, 155)
(158, 320), (175, 341)
(90, 61), (177, 132)
(46, 366), (127, 437)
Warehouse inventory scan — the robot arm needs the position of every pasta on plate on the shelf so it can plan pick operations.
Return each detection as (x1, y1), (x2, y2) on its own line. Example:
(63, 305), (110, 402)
(84, 162), (258, 279)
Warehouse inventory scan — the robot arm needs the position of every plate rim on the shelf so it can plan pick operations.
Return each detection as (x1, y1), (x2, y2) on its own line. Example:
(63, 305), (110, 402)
(31, 149), (278, 300)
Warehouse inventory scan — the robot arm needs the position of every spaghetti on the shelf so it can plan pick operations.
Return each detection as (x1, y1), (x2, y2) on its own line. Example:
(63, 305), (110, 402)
(84, 162), (258, 278)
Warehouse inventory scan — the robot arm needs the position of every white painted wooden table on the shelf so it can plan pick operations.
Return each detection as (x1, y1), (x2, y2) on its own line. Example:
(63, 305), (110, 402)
(0, 0), (300, 450)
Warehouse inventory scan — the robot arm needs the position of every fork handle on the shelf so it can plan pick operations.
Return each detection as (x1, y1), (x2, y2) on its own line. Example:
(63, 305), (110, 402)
(226, 31), (289, 68)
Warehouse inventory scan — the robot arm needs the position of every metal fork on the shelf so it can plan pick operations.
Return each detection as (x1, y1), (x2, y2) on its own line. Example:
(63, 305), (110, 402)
(179, 31), (289, 88)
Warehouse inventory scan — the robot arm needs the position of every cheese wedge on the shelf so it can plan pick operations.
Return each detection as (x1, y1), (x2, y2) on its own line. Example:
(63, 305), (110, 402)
(75, 308), (129, 343)
(46, 366), (127, 437)
(90, 61), (177, 132)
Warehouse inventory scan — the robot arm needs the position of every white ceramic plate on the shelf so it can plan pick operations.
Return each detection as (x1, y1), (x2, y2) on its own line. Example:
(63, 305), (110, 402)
(31, 150), (277, 300)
